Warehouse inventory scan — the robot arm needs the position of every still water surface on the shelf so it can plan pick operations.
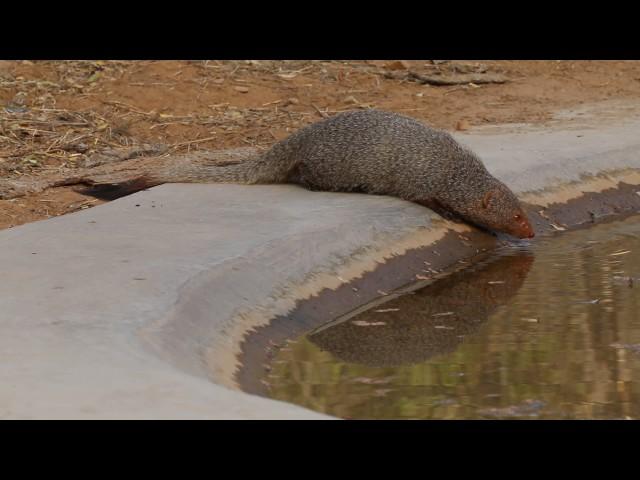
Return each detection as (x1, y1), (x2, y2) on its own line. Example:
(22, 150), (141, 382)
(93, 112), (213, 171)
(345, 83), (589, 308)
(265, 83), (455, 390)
(264, 215), (640, 419)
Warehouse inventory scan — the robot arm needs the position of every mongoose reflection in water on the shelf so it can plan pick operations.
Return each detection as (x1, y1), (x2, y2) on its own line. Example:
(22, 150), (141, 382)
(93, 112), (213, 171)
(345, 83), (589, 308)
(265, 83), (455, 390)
(87, 110), (535, 239)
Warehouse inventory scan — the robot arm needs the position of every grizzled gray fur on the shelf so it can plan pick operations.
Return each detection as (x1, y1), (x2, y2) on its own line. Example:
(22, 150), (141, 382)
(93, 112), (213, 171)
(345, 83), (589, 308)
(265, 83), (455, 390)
(170, 109), (534, 238)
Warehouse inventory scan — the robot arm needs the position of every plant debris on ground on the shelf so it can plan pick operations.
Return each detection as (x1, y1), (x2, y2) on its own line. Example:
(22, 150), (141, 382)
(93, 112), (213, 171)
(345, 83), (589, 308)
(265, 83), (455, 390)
(2, 60), (640, 230)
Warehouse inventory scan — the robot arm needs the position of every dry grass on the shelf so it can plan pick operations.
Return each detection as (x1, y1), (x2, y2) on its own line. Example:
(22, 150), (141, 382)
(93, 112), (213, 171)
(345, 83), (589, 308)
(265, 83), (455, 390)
(2, 60), (640, 229)
(0, 59), (506, 178)
(0, 60), (357, 181)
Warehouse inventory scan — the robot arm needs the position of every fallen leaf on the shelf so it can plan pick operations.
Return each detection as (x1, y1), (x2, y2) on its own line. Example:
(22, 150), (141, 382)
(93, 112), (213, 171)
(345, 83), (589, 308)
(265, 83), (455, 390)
(352, 376), (394, 385)
(87, 72), (101, 83)
(609, 250), (631, 256)
(384, 60), (410, 70)
(234, 86), (249, 93)
(455, 119), (471, 131)
(610, 343), (640, 354)
(574, 298), (600, 304)
(373, 389), (394, 397)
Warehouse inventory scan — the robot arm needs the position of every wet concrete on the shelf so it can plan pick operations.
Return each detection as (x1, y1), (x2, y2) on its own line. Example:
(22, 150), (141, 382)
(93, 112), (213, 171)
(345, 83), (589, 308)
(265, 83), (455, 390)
(239, 250), (535, 396)
(1, 102), (640, 418)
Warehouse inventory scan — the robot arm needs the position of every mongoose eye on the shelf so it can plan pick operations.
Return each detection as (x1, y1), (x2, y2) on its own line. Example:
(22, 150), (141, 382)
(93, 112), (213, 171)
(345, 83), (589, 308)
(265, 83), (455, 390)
(514, 214), (522, 221)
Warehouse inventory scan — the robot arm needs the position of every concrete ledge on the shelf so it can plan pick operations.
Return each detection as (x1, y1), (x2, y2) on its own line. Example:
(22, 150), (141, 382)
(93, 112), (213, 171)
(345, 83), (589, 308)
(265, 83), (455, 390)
(1, 103), (640, 418)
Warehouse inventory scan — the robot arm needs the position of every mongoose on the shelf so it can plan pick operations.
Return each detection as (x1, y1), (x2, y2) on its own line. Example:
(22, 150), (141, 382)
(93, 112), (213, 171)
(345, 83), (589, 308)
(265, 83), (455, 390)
(88, 110), (535, 239)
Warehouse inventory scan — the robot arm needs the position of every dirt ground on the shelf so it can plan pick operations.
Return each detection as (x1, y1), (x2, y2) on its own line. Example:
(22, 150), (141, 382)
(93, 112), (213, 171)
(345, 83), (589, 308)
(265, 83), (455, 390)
(2, 60), (640, 231)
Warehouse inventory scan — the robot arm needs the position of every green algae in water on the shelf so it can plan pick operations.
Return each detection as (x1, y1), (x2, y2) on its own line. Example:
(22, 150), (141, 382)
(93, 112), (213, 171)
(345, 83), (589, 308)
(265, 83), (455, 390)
(264, 215), (640, 419)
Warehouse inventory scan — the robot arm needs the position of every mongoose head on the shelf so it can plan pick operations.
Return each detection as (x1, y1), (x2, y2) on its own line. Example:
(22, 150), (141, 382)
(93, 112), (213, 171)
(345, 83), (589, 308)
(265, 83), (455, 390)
(475, 185), (535, 239)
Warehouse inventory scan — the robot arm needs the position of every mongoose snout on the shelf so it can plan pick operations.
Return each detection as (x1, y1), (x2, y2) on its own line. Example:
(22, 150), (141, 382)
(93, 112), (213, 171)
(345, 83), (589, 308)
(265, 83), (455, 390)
(512, 215), (535, 239)
(472, 186), (535, 239)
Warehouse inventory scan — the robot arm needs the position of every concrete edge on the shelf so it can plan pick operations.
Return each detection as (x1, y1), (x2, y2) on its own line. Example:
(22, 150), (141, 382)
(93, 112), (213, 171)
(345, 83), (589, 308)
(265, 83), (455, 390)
(233, 174), (640, 396)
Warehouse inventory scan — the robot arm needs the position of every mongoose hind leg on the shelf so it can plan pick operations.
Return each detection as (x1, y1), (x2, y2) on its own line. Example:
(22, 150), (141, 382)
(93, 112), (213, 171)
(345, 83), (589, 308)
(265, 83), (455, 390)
(286, 163), (323, 190)
(288, 165), (331, 192)
(294, 176), (325, 192)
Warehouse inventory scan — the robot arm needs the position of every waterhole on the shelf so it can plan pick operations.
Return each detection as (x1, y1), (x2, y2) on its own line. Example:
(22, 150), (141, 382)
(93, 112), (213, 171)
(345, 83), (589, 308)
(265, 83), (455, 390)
(261, 215), (640, 419)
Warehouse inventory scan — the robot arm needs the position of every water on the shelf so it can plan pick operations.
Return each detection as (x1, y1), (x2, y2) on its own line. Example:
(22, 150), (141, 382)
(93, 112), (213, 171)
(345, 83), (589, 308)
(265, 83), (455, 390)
(263, 215), (640, 419)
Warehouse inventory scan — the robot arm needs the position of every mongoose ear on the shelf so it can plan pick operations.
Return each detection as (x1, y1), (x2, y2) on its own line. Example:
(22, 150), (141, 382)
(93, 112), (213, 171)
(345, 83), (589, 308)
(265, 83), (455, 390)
(482, 190), (495, 209)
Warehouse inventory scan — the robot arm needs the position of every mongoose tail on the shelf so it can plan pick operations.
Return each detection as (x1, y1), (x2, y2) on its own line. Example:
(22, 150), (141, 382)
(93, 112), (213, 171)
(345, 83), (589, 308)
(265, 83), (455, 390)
(155, 140), (301, 185)
(78, 176), (162, 200)
(77, 144), (298, 199)
(74, 155), (287, 200)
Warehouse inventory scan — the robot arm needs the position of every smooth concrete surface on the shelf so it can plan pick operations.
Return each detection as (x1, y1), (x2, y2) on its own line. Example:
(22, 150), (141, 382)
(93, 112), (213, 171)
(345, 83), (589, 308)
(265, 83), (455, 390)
(1, 103), (640, 419)
(455, 102), (640, 196)
(1, 185), (437, 419)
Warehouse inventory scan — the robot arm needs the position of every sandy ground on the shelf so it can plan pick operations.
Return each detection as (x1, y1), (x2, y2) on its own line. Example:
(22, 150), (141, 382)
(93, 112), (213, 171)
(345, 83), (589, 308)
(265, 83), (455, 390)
(2, 60), (640, 230)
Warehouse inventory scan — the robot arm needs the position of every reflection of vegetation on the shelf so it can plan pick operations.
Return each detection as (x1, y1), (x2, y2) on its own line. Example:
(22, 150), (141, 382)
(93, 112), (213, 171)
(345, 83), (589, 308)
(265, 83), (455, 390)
(266, 216), (640, 419)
